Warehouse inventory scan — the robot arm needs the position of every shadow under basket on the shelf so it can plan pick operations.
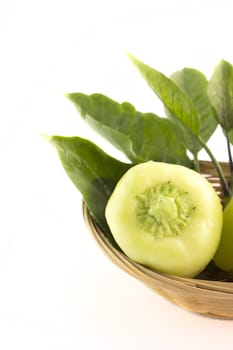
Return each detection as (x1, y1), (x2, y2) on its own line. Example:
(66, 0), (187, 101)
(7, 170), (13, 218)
(82, 160), (233, 319)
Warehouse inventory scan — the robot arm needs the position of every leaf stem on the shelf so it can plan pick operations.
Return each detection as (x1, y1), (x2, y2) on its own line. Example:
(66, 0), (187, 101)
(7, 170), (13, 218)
(198, 137), (230, 196)
(226, 134), (233, 172)
(225, 134), (233, 197)
(193, 153), (200, 173)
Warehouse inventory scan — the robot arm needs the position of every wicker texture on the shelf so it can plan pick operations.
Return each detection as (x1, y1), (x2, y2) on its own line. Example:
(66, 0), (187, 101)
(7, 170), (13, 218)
(82, 161), (233, 319)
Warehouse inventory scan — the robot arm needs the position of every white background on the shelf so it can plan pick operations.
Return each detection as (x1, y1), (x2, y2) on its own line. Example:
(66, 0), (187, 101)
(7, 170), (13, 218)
(0, 0), (233, 349)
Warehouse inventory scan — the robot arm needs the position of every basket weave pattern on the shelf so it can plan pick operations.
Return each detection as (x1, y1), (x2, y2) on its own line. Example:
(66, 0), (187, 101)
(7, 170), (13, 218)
(82, 161), (233, 319)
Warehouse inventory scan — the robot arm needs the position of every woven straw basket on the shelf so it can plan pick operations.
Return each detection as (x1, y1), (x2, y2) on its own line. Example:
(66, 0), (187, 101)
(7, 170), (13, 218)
(82, 160), (233, 319)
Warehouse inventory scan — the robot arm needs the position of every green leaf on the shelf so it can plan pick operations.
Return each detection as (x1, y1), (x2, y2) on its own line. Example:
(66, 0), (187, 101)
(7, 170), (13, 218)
(208, 60), (233, 143)
(66, 93), (191, 167)
(49, 135), (131, 243)
(165, 109), (200, 155)
(127, 53), (200, 136)
(165, 68), (218, 154)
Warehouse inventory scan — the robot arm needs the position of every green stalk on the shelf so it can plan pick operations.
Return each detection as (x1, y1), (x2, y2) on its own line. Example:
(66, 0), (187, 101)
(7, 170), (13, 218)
(198, 137), (230, 196)
(226, 134), (233, 172)
(225, 134), (233, 197)
(228, 172), (233, 198)
(193, 153), (200, 173)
